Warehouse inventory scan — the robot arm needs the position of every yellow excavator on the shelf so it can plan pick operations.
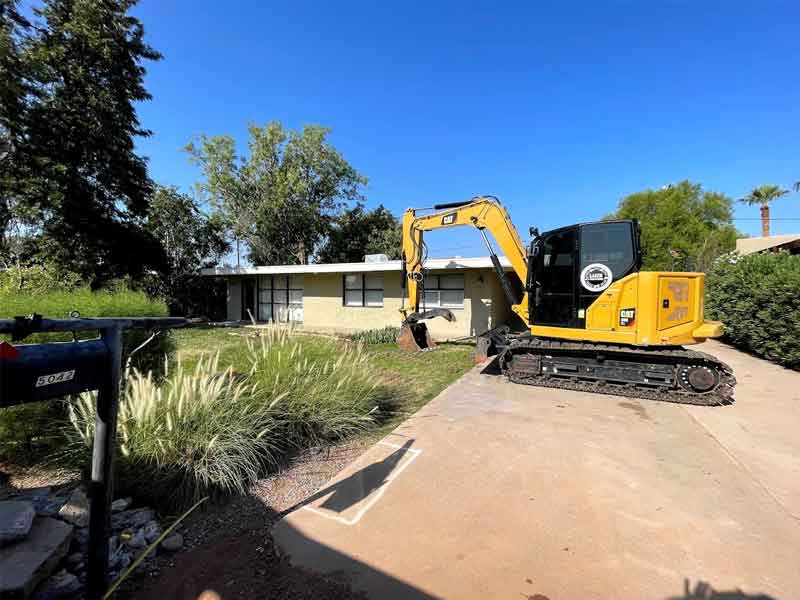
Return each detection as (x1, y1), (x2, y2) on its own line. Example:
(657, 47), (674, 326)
(398, 196), (735, 405)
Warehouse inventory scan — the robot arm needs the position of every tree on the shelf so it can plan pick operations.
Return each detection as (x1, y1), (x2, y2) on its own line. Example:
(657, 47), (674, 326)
(186, 122), (367, 265)
(2, 0), (164, 286)
(607, 181), (739, 271)
(316, 203), (401, 263)
(740, 184), (789, 237)
(0, 0), (32, 252)
(144, 185), (229, 315)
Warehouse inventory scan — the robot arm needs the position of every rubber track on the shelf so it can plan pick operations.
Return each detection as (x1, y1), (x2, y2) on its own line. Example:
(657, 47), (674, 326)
(498, 337), (736, 406)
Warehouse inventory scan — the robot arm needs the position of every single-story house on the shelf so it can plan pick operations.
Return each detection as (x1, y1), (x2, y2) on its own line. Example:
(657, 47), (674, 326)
(736, 234), (800, 255)
(201, 256), (516, 340)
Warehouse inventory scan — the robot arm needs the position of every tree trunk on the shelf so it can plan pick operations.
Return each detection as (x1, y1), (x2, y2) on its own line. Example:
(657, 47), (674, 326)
(761, 204), (770, 237)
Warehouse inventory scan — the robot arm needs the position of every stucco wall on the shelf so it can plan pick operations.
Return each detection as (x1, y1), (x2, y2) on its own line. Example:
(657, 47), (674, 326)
(225, 267), (513, 340)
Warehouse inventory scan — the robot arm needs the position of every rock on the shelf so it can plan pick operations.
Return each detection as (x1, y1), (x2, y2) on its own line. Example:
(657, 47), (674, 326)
(111, 497), (131, 513)
(111, 508), (155, 531)
(109, 547), (131, 571)
(32, 569), (81, 600)
(11, 487), (52, 514)
(142, 520), (161, 544)
(64, 552), (83, 569)
(37, 497), (68, 518)
(127, 528), (147, 550)
(0, 517), (73, 599)
(57, 490), (89, 528)
(160, 533), (183, 552)
(108, 535), (119, 556)
(0, 501), (36, 546)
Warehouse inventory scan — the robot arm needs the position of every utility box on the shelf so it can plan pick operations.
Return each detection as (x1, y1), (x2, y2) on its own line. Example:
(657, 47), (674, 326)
(0, 340), (108, 407)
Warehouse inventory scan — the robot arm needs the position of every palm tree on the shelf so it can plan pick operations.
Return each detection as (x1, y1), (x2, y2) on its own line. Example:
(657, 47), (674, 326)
(740, 184), (789, 237)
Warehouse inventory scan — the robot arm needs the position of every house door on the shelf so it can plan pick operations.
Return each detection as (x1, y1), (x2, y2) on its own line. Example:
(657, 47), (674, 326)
(241, 278), (256, 322)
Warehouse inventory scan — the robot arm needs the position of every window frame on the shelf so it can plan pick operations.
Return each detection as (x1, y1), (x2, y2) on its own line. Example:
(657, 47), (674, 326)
(258, 274), (303, 322)
(342, 273), (384, 308)
(421, 273), (465, 310)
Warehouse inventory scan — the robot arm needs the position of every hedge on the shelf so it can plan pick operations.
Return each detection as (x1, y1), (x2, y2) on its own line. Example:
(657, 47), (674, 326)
(706, 251), (800, 369)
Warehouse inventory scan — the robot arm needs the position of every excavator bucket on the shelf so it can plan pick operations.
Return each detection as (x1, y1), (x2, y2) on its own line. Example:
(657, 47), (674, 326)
(397, 308), (456, 352)
(397, 322), (436, 351)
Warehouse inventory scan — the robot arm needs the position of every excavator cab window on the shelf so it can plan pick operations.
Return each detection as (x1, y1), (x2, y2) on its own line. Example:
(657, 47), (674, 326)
(530, 220), (640, 328)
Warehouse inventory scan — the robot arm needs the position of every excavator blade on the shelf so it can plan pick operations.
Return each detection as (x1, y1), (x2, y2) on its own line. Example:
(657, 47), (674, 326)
(397, 309), (456, 352)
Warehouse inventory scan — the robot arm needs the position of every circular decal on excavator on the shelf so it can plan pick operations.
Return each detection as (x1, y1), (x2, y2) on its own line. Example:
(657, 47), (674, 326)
(580, 263), (613, 292)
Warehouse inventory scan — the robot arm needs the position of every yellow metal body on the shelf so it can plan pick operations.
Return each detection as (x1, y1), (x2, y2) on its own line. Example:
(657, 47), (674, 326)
(401, 196), (722, 347)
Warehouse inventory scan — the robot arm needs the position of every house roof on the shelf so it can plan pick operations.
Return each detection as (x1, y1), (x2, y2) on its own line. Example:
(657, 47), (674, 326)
(201, 256), (513, 276)
(736, 234), (800, 255)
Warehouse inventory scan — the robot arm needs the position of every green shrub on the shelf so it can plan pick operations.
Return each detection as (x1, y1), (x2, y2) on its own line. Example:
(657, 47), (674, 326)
(0, 263), (82, 295)
(348, 326), (400, 344)
(65, 354), (278, 509)
(706, 251), (800, 369)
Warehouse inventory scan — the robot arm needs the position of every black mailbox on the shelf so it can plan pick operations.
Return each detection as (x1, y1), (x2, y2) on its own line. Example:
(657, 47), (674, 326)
(0, 340), (108, 406)
(0, 315), (185, 600)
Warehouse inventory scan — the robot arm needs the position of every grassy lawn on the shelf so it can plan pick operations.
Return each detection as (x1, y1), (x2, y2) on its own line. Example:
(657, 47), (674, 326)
(171, 326), (474, 430)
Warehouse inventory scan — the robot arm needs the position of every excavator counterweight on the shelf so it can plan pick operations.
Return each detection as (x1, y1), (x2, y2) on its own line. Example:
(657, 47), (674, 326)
(398, 196), (735, 405)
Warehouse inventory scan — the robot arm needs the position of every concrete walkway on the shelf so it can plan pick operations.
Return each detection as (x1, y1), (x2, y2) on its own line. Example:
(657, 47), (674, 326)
(274, 341), (800, 600)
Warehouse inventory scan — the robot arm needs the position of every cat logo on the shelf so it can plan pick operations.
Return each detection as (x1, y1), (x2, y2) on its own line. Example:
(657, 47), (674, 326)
(441, 213), (456, 225)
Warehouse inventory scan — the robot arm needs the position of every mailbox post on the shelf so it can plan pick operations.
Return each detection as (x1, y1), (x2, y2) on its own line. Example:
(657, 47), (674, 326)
(0, 316), (185, 600)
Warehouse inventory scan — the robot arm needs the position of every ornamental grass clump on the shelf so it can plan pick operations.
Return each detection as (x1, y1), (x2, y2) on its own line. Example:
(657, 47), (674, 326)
(348, 326), (400, 344)
(246, 327), (384, 446)
(66, 353), (278, 509)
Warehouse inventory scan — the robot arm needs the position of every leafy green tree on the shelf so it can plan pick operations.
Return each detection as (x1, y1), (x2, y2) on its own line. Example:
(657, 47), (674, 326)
(0, 0), (32, 251)
(740, 184), (790, 237)
(2, 0), (163, 286)
(316, 203), (401, 263)
(186, 122), (367, 265)
(144, 185), (229, 315)
(607, 181), (738, 271)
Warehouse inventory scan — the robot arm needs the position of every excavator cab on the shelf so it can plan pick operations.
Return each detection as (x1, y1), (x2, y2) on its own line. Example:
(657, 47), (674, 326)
(528, 220), (642, 329)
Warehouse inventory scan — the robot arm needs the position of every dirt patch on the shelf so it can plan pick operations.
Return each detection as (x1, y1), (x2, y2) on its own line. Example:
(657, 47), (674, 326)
(128, 530), (366, 600)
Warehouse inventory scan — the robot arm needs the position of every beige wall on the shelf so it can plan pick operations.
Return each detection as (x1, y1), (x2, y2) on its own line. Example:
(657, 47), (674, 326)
(225, 267), (513, 340)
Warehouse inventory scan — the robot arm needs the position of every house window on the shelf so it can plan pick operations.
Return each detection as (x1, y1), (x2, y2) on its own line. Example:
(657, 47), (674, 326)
(423, 273), (464, 309)
(258, 275), (303, 322)
(343, 273), (384, 307)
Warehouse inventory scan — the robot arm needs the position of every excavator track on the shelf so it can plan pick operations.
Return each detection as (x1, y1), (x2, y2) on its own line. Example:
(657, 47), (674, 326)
(498, 336), (736, 406)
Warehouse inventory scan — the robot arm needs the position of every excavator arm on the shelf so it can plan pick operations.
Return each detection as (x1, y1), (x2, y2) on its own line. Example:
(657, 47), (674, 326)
(400, 196), (531, 326)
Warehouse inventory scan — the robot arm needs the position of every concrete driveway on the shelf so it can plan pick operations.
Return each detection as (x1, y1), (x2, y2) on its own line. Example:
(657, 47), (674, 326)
(274, 341), (800, 600)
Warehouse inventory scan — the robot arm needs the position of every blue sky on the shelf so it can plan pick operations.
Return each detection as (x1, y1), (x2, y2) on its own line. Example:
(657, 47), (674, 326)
(131, 0), (800, 260)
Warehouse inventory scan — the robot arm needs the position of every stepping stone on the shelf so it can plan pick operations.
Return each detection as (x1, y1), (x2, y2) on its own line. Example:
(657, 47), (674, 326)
(0, 517), (73, 599)
(0, 501), (36, 546)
